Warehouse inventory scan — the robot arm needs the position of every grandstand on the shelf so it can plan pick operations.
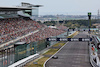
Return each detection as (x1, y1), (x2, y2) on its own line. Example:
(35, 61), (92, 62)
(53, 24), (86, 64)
(0, 2), (67, 67)
(0, 18), (44, 44)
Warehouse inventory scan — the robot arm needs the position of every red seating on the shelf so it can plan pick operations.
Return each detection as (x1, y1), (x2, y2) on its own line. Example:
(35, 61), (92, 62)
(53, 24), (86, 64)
(57, 25), (67, 30)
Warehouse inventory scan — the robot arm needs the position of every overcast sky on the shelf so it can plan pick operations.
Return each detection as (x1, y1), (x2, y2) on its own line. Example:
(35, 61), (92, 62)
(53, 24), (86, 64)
(0, 0), (100, 15)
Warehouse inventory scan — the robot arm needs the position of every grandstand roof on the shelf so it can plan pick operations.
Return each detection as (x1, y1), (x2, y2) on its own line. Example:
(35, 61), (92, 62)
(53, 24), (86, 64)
(0, 6), (33, 11)
(21, 2), (43, 7)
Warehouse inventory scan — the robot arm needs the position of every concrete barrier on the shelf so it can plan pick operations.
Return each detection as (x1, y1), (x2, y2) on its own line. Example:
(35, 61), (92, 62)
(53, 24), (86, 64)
(8, 54), (39, 67)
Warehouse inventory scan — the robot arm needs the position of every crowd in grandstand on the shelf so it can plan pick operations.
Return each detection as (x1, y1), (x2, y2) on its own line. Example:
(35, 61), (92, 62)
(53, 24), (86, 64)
(0, 18), (44, 44)
(20, 27), (65, 43)
(56, 25), (67, 30)
(0, 18), (67, 45)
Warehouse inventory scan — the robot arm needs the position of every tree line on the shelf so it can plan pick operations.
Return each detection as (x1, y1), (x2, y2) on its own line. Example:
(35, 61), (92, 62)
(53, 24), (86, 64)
(43, 19), (99, 28)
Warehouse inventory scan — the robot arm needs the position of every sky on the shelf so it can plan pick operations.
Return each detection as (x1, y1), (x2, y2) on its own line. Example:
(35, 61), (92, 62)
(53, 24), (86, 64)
(0, 0), (100, 15)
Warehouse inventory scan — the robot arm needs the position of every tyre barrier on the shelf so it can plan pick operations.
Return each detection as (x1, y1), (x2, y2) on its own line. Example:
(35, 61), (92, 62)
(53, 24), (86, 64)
(8, 54), (39, 67)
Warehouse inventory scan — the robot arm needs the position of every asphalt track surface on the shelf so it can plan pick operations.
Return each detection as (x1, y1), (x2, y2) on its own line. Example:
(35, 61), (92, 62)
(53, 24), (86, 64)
(45, 32), (92, 67)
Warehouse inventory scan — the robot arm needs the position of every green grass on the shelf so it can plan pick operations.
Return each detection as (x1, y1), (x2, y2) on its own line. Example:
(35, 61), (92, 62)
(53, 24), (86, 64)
(52, 43), (65, 47)
(27, 57), (49, 67)
(43, 49), (59, 55)
(67, 31), (79, 38)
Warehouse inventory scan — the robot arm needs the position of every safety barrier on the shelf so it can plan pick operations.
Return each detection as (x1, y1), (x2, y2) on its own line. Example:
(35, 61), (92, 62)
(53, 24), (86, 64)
(8, 54), (39, 67)
(90, 56), (99, 67)
(89, 43), (99, 67)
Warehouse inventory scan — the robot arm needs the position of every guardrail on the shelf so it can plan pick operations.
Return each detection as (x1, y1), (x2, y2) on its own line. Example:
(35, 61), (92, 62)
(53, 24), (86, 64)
(8, 54), (39, 67)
